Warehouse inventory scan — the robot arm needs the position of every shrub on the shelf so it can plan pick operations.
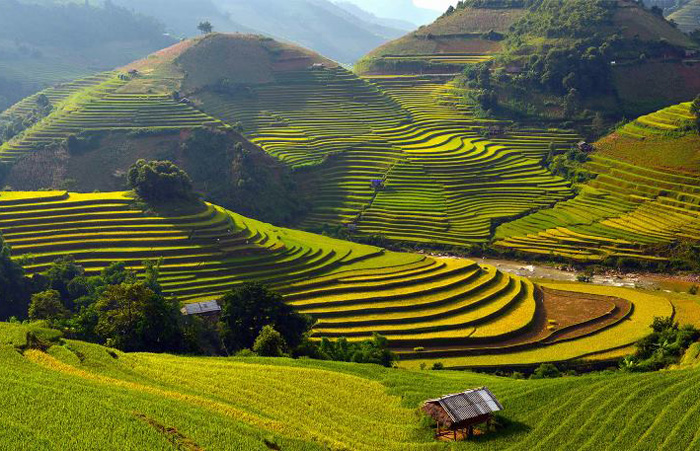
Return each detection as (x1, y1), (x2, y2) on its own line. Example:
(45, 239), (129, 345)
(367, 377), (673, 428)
(28, 290), (68, 323)
(316, 334), (397, 367)
(431, 362), (444, 370)
(253, 325), (287, 357)
(531, 363), (561, 379)
(0, 235), (32, 320)
(127, 159), (193, 203)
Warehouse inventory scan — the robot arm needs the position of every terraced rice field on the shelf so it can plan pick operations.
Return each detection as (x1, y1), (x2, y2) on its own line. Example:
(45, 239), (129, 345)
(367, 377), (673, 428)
(617, 102), (694, 140)
(495, 101), (700, 262)
(373, 53), (495, 73)
(1, 37), (579, 249)
(196, 68), (578, 246)
(0, 191), (668, 364)
(5, 321), (700, 450)
(0, 72), (225, 162)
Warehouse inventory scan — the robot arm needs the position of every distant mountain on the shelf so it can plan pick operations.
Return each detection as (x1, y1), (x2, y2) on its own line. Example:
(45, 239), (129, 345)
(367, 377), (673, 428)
(668, 0), (700, 32)
(336, 0), (441, 26)
(109, 0), (256, 37)
(0, 0), (174, 111)
(212, 0), (407, 63)
(110, 0), (406, 64)
(334, 1), (416, 31)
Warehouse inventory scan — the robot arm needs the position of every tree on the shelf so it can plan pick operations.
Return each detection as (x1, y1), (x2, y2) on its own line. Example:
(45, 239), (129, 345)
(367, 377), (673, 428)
(198, 21), (213, 34)
(219, 283), (312, 353)
(0, 235), (32, 320)
(28, 290), (68, 323)
(43, 255), (85, 304)
(252, 325), (287, 357)
(127, 159), (193, 203)
(564, 88), (581, 118)
(94, 281), (182, 352)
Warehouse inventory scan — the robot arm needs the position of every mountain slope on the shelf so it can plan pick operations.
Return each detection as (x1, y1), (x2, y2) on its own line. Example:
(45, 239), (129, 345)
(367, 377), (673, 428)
(669, 0), (700, 32)
(0, 0), (175, 111)
(1, 190), (673, 365)
(0, 34), (580, 248)
(108, 0), (406, 64)
(338, 0), (440, 26)
(495, 100), (700, 265)
(359, 0), (700, 121)
(4, 322), (700, 450)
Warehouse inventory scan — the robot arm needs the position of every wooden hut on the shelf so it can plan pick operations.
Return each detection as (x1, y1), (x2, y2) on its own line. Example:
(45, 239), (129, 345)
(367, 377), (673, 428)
(422, 387), (503, 441)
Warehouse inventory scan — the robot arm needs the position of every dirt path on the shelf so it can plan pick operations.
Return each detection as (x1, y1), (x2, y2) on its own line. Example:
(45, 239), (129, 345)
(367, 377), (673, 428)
(443, 256), (698, 293)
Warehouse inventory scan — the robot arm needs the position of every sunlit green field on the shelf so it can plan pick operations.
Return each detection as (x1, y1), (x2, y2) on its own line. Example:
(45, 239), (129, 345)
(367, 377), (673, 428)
(3, 322), (700, 450)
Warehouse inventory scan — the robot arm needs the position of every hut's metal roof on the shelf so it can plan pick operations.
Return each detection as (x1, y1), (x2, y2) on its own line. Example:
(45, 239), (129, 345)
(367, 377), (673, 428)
(427, 387), (503, 423)
(181, 301), (221, 316)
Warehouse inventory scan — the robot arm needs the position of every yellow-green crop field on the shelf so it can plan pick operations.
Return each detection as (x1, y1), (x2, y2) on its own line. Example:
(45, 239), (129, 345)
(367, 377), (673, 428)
(2, 190), (692, 366)
(494, 101), (700, 262)
(1, 33), (580, 248)
(3, 321), (700, 450)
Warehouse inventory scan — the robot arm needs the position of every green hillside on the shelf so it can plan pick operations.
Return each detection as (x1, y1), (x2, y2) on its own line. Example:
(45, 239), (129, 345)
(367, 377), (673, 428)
(0, 190), (674, 366)
(359, 0), (700, 121)
(495, 100), (700, 264)
(3, 321), (700, 450)
(5, 33), (700, 265)
(0, 33), (580, 248)
(356, 3), (524, 75)
(0, 0), (175, 111)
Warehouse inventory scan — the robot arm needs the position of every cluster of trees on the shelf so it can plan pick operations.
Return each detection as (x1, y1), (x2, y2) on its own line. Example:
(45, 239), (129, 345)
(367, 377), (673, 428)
(620, 317), (700, 372)
(127, 159), (194, 204)
(21, 257), (185, 353)
(0, 235), (34, 319)
(545, 143), (596, 183)
(0, 246), (396, 365)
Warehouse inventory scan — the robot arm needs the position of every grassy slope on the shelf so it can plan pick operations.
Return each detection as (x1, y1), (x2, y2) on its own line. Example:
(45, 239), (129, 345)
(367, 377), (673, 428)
(3, 321), (700, 450)
(356, 6), (522, 74)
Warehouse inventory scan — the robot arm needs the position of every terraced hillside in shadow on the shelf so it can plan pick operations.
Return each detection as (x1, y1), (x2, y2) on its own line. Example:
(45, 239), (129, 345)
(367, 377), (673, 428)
(0, 190), (674, 366)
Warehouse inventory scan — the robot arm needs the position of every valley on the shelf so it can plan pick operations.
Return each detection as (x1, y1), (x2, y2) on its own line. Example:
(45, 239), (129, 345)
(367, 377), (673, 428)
(2, 1), (700, 449)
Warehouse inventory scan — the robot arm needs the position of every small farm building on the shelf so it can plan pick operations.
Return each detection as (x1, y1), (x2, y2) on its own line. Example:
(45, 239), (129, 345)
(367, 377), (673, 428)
(423, 387), (503, 441)
(370, 179), (385, 190)
(577, 141), (594, 152)
(181, 301), (221, 318)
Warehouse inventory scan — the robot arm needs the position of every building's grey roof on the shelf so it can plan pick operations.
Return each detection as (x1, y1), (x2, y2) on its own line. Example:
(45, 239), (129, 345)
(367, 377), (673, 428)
(181, 301), (221, 316)
(428, 387), (503, 423)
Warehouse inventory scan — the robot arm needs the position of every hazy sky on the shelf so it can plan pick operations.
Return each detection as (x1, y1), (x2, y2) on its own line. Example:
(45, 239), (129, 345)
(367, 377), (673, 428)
(413, 0), (458, 10)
